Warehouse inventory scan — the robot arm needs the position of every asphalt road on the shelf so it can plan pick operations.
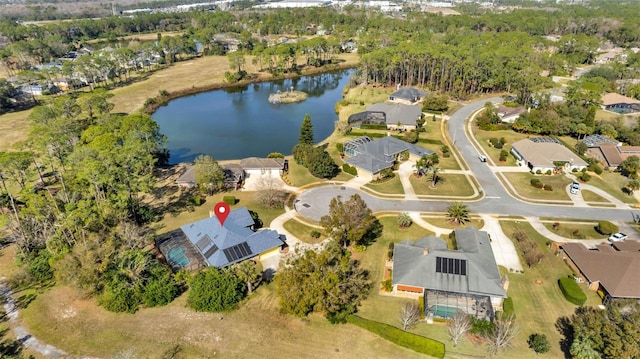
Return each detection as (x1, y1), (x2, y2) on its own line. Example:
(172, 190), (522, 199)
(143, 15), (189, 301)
(295, 99), (639, 223)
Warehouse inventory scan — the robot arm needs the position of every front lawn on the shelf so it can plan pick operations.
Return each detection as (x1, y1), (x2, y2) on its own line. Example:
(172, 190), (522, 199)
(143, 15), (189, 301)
(409, 173), (475, 197)
(364, 175), (404, 195)
(502, 173), (572, 201)
(580, 189), (611, 203)
(499, 220), (602, 359)
(421, 216), (484, 232)
(473, 129), (529, 166)
(580, 172), (637, 204)
(541, 221), (607, 240)
(283, 219), (325, 244)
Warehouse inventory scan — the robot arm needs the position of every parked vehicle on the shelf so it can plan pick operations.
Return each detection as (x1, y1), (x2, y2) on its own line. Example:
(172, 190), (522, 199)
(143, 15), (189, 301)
(608, 233), (627, 242)
(570, 182), (580, 195)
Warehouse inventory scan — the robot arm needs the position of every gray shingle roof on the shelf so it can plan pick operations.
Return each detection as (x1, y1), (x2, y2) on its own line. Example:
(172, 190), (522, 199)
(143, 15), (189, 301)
(366, 103), (422, 126)
(582, 134), (619, 147)
(392, 227), (506, 298)
(389, 87), (427, 102)
(180, 206), (283, 268)
(240, 157), (285, 170)
(511, 139), (588, 168)
(345, 136), (434, 174)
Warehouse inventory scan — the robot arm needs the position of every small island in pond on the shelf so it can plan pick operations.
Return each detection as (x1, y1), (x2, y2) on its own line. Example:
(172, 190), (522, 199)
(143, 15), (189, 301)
(268, 90), (308, 104)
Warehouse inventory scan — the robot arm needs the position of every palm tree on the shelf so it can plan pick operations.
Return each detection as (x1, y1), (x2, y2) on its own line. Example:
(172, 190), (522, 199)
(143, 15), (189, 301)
(397, 212), (412, 228)
(429, 165), (441, 188)
(447, 202), (470, 225)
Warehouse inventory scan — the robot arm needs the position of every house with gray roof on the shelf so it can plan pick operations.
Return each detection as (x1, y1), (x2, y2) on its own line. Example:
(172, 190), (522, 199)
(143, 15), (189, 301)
(347, 103), (423, 131)
(392, 227), (507, 320)
(388, 87), (427, 105)
(176, 163), (245, 189)
(240, 157), (287, 177)
(511, 138), (588, 172)
(343, 136), (433, 180)
(179, 206), (284, 268)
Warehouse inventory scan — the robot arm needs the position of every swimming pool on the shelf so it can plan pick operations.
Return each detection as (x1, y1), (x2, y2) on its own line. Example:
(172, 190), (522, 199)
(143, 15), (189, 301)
(168, 246), (190, 267)
(429, 305), (459, 318)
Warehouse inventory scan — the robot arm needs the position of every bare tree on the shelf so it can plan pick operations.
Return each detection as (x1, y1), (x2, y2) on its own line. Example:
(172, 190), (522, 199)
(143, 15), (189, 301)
(448, 310), (471, 347)
(255, 174), (287, 208)
(486, 313), (519, 356)
(399, 302), (421, 331)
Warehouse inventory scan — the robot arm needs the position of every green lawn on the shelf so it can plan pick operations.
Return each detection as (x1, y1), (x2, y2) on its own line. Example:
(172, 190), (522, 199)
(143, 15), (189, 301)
(541, 222), (607, 240)
(581, 172), (637, 204)
(503, 173), (572, 201)
(0, 109), (32, 151)
(283, 219), (325, 244)
(499, 220), (602, 359)
(473, 129), (529, 166)
(580, 189), (610, 203)
(422, 216), (484, 231)
(409, 173), (475, 197)
(364, 175), (404, 195)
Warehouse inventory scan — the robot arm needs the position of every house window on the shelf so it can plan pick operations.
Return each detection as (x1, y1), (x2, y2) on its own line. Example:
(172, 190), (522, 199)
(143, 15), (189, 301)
(436, 256), (467, 275)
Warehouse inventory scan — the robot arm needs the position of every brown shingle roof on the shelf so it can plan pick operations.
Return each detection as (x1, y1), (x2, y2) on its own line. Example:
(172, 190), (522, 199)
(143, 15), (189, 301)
(562, 242), (640, 299)
(511, 139), (588, 168)
(601, 93), (640, 106)
(598, 143), (625, 167)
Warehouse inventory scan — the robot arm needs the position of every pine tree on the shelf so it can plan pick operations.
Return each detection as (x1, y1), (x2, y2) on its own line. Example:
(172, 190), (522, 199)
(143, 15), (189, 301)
(298, 114), (314, 145)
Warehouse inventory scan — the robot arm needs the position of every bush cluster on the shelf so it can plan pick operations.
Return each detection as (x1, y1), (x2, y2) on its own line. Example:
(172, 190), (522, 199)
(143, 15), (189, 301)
(502, 297), (515, 318)
(342, 163), (358, 176)
(596, 221), (618, 235)
(293, 143), (339, 179)
(223, 196), (236, 205)
(558, 277), (587, 305)
(347, 315), (445, 358)
(489, 137), (505, 149)
(512, 230), (544, 268)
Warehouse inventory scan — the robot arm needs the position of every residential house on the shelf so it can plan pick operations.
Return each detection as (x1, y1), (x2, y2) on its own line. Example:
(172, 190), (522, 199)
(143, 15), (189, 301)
(600, 93), (640, 114)
(511, 138), (588, 172)
(179, 206), (284, 268)
(343, 136), (433, 180)
(392, 227), (508, 320)
(176, 163), (245, 189)
(496, 105), (526, 123)
(561, 241), (640, 301)
(583, 134), (640, 169)
(348, 103), (423, 131)
(388, 87), (427, 105)
(240, 157), (287, 178)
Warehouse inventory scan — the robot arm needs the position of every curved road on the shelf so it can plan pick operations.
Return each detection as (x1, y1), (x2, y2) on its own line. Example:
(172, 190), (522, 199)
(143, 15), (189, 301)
(296, 98), (638, 223)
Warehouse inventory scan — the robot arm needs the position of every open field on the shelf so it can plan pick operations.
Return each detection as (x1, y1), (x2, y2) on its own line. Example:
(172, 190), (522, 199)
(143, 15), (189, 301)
(503, 172), (572, 201)
(409, 173), (474, 197)
(0, 110), (32, 151)
(499, 220), (602, 359)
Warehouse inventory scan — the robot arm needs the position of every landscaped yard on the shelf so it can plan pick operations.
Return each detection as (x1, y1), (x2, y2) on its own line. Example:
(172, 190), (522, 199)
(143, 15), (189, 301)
(541, 221), (607, 240)
(409, 173), (475, 197)
(499, 220), (602, 359)
(421, 216), (484, 232)
(473, 129), (529, 166)
(363, 175), (404, 195)
(502, 172), (572, 201)
(580, 172), (637, 204)
(283, 219), (325, 244)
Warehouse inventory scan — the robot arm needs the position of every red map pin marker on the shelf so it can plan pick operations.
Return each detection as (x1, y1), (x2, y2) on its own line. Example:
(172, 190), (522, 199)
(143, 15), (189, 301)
(214, 202), (230, 226)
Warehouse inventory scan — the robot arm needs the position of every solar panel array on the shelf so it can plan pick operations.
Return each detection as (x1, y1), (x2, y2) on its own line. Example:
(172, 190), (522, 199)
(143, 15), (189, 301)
(196, 235), (213, 251)
(223, 242), (252, 262)
(530, 137), (560, 144)
(435, 257), (467, 276)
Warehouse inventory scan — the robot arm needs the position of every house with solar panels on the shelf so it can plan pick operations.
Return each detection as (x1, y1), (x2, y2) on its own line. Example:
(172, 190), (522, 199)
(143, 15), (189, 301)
(177, 206), (284, 268)
(391, 227), (508, 320)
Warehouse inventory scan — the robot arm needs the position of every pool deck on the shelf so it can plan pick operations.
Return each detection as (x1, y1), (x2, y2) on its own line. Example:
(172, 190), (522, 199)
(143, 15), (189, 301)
(156, 229), (206, 271)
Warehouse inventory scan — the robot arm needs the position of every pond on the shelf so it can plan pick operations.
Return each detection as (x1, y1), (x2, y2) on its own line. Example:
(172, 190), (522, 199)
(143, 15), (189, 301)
(152, 69), (355, 163)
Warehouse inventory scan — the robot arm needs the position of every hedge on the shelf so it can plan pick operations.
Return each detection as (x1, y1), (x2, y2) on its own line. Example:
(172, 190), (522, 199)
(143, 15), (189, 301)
(342, 163), (358, 176)
(558, 277), (587, 305)
(502, 297), (515, 318)
(360, 123), (388, 130)
(347, 315), (445, 358)
(222, 196), (236, 205)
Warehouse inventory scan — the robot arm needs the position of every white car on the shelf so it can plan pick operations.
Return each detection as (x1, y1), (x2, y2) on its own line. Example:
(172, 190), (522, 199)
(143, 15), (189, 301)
(569, 182), (580, 195)
(478, 155), (487, 162)
(608, 233), (627, 242)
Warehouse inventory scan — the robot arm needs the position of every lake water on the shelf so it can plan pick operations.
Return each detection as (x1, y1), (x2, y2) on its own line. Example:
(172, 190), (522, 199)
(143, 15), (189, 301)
(152, 69), (354, 163)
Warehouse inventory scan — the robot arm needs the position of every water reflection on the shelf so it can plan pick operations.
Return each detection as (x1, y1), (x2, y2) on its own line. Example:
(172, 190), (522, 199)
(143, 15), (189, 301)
(152, 69), (354, 163)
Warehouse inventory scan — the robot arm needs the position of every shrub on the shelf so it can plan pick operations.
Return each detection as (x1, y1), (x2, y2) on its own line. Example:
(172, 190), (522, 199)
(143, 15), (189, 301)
(596, 221), (618, 235)
(558, 277), (587, 305)
(188, 267), (246, 312)
(530, 179), (543, 188)
(545, 169), (552, 175)
(418, 295), (425, 319)
(552, 222), (560, 230)
(347, 315), (445, 358)
(489, 138), (504, 149)
(502, 297), (515, 318)
(470, 317), (494, 334)
(528, 333), (551, 354)
(387, 242), (395, 260)
(381, 279), (393, 292)
(310, 230), (321, 239)
(544, 184), (553, 191)
(189, 195), (202, 206)
(572, 168), (578, 172)
(342, 163), (358, 176)
(536, 169), (542, 175)
(403, 130), (419, 144)
(580, 172), (591, 182)
(223, 196), (236, 205)
(499, 150), (508, 161)
(99, 282), (141, 313)
(336, 142), (344, 154)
